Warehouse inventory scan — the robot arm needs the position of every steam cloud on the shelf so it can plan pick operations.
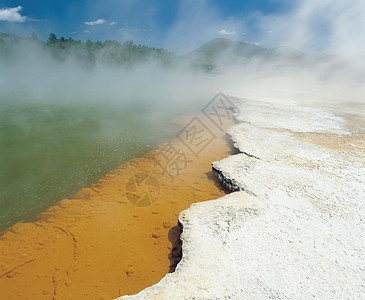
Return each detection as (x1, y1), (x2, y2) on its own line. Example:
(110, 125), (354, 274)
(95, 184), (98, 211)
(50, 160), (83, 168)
(0, 0), (364, 111)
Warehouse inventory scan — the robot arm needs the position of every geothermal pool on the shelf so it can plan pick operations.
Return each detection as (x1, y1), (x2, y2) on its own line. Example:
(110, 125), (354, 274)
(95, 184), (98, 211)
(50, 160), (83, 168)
(0, 94), (233, 298)
(0, 99), (180, 232)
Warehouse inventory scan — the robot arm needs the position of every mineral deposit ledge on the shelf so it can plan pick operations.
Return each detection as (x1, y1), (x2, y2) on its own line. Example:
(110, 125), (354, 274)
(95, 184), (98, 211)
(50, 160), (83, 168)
(119, 98), (365, 300)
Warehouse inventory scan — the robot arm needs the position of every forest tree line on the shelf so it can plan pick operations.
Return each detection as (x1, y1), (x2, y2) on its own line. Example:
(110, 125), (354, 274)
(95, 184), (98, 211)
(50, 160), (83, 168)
(0, 32), (175, 68)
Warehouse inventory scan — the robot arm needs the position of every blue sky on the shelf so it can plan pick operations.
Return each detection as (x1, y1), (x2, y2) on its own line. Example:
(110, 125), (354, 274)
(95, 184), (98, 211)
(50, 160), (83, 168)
(0, 1), (288, 50)
(0, 0), (364, 55)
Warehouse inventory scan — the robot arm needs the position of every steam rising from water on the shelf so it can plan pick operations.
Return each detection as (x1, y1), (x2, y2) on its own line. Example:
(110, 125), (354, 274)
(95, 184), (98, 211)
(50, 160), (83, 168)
(2, 0), (365, 109)
(0, 42), (363, 109)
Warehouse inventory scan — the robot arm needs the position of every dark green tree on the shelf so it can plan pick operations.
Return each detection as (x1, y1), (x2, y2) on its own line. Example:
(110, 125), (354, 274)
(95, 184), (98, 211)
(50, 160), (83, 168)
(47, 33), (58, 44)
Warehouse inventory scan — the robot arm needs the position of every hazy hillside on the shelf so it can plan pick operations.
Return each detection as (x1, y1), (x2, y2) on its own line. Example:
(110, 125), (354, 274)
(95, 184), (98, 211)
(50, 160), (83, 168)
(181, 38), (332, 72)
(183, 38), (271, 68)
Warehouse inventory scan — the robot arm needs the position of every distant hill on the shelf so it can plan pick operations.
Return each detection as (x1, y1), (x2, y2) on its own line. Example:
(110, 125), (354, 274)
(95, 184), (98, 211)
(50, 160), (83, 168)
(181, 38), (312, 72)
(184, 38), (271, 60)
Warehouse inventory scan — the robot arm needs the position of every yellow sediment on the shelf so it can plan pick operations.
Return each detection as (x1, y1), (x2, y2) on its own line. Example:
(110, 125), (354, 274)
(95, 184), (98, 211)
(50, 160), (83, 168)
(0, 114), (234, 299)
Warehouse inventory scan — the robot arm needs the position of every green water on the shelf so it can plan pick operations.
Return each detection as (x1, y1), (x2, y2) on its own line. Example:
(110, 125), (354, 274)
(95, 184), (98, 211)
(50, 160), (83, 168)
(0, 100), (179, 232)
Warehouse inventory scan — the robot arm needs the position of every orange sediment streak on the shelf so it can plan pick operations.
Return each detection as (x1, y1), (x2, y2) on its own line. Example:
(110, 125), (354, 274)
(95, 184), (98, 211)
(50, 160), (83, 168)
(0, 116), (234, 299)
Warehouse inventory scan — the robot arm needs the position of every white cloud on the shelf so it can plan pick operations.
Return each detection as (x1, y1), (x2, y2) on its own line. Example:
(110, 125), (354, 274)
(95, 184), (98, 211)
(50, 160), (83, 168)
(84, 18), (106, 26)
(109, 21), (117, 26)
(0, 6), (27, 22)
(217, 29), (236, 36)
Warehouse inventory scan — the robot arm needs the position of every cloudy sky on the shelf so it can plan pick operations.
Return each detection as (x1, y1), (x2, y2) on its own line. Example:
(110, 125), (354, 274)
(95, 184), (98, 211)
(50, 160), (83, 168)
(0, 0), (364, 54)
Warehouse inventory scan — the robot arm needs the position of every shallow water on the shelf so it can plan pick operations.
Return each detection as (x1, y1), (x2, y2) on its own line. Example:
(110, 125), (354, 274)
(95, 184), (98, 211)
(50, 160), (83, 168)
(0, 99), (179, 231)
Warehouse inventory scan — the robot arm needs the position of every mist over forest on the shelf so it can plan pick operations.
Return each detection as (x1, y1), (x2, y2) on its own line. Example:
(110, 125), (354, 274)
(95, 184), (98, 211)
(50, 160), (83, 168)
(1, 31), (363, 108)
(0, 32), (174, 68)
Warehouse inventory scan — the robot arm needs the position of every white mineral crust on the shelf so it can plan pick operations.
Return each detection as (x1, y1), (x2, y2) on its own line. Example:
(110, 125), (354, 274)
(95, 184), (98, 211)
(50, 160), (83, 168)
(119, 98), (365, 300)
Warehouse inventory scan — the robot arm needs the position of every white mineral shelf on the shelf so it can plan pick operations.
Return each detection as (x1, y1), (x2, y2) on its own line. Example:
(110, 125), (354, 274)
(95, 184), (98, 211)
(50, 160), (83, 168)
(119, 98), (365, 300)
